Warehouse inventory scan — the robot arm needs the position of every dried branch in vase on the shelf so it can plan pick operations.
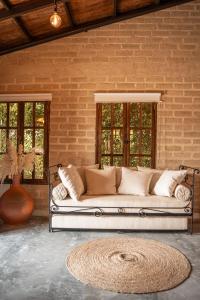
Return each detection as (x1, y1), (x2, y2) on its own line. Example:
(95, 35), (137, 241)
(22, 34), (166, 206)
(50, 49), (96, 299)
(0, 140), (43, 183)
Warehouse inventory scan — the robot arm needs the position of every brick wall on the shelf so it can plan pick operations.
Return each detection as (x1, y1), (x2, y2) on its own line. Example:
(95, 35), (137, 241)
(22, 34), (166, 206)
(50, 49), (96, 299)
(0, 1), (200, 215)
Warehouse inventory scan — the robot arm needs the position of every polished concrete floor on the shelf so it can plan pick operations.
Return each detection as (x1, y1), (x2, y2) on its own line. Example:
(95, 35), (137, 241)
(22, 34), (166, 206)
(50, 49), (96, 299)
(0, 218), (200, 300)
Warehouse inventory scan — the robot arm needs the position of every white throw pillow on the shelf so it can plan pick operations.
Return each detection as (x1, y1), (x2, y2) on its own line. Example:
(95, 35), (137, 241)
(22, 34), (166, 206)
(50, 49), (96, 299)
(58, 165), (84, 201)
(137, 166), (163, 194)
(104, 165), (137, 190)
(153, 170), (187, 197)
(52, 183), (68, 201)
(76, 164), (99, 193)
(118, 167), (153, 196)
(85, 167), (116, 195)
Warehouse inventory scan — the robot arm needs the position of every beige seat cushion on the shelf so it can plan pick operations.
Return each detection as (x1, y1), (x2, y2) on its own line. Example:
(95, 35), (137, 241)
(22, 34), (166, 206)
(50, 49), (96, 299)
(118, 167), (153, 196)
(85, 167), (116, 195)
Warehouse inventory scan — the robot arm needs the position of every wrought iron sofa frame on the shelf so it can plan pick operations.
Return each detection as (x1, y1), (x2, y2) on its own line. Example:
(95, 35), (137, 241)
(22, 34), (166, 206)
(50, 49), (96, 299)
(48, 164), (200, 234)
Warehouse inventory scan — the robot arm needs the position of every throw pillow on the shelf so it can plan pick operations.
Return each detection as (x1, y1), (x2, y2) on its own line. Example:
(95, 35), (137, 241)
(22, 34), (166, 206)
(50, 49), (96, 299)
(118, 167), (153, 196)
(76, 164), (99, 193)
(85, 167), (116, 195)
(137, 166), (163, 194)
(58, 165), (84, 201)
(174, 184), (191, 202)
(104, 165), (137, 190)
(52, 183), (68, 201)
(153, 170), (187, 197)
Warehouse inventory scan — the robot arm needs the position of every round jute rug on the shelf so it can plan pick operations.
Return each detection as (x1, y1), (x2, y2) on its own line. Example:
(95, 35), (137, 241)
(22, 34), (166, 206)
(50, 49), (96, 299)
(66, 237), (191, 294)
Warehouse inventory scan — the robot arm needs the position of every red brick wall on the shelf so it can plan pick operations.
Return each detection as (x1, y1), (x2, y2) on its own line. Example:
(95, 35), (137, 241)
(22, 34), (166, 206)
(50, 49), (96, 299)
(0, 1), (200, 215)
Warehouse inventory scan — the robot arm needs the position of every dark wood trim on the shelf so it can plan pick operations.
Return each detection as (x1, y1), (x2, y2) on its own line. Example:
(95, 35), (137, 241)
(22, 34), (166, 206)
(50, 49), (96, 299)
(1, 0), (33, 40)
(0, 0), (68, 21)
(113, 0), (117, 17)
(96, 102), (157, 167)
(14, 16), (32, 40)
(0, 0), (194, 56)
(64, 1), (76, 27)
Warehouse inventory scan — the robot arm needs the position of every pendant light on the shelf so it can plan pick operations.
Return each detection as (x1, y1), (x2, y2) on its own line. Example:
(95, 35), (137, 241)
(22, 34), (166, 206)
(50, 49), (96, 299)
(50, 0), (62, 28)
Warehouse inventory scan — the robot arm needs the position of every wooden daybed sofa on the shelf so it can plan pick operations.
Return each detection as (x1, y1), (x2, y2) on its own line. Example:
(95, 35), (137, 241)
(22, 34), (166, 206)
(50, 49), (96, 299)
(48, 165), (199, 234)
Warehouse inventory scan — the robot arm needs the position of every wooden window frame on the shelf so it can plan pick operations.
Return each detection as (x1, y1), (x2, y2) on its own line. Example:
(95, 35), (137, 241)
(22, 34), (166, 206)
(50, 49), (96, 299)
(96, 102), (157, 168)
(0, 101), (50, 184)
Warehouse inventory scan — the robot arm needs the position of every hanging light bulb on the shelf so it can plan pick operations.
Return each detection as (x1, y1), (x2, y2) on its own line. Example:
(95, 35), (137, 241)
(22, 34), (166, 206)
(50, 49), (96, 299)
(50, 0), (62, 28)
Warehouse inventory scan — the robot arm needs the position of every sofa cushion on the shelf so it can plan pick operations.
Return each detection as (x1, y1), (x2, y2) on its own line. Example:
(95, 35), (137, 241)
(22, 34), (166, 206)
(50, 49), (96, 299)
(76, 164), (99, 192)
(104, 166), (137, 189)
(118, 167), (153, 196)
(153, 170), (187, 197)
(85, 167), (116, 195)
(52, 182), (68, 201)
(174, 184), (191, 202)
(137, 166), (163, 194)
(58, 165), (84, 201)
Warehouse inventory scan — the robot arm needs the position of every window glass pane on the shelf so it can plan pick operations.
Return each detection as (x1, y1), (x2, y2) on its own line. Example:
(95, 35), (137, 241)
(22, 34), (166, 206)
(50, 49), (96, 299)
(102, 104), (111, 127)
(113, 103), (123, 127)
(0, 129), (7, 152)
(9, 103), (18, 127)
(9, 129), (17, 148)
(0, 103), (7, 127)
(140, 156), (151, 167)
(35, 155), (44, 179)
(35, 129), (44, 150)
(130, 129), (140, 154)
(101, 156), (111, 166)
(101, 130), (111, 154)
(35, 102), (45, 127)
(24, 129), (33, 152)
(141, 130), (151, 155)
(130, 103), (140, 127)
(142, 104), (152, 127)
(129, 156), (139, 167)
(23, 169), (32, 179)
(113, 129), (123, 154)
(113, 156), (123, 166)
(24, 103), (33, 126)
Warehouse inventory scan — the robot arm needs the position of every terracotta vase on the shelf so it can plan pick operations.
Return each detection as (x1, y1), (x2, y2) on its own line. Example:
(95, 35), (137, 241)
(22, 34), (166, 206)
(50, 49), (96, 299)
(0, 175), (34, 225)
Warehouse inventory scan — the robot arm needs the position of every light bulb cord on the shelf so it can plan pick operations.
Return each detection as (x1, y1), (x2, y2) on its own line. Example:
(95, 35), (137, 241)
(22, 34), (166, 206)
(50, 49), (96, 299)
(54, 0), (57, 12)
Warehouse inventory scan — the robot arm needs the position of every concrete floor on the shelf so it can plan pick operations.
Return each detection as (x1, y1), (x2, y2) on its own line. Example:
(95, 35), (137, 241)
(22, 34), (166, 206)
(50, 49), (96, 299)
(0, 218), (200, 300)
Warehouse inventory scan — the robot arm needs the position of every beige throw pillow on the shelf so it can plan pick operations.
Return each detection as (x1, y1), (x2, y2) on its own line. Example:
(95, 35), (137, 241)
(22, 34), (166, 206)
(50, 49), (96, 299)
(137, 166), (163, 194)
(85, 167), (116, 195)
(76, 164), (99, 192)
(153, 170), (187, 197)
(118, 167), (153, 196)
(58, 165), (84, 201)
(52, 183), (68, 201)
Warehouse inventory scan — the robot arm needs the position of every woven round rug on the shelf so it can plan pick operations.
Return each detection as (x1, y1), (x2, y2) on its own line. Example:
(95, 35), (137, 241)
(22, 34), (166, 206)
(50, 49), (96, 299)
(66, 237), (191, 294)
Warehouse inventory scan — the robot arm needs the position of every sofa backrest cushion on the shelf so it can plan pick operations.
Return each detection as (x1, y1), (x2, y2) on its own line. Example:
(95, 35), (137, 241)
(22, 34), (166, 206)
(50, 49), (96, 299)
(137, 166), (163, 194)
(118, 167), (153, 196)
(104, 166), (137, 190)
(58, 165), (84, 201)
(85, 167), (116, 195)
(76, 164), (99, 193)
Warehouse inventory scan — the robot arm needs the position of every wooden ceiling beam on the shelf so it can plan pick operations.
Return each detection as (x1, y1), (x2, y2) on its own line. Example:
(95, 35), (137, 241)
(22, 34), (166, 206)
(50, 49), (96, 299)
(64, 1), (76, 26)
(1, 0), (32, 40)
(113, 0), (117, 17)
(0, 0), (68, 21)
(0, 0), (195, 56)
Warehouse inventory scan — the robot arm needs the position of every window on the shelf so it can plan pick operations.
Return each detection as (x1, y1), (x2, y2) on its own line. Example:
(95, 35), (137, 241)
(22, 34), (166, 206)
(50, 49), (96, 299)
(0, 101), (50, 184)
(96, 102), (157, 168)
